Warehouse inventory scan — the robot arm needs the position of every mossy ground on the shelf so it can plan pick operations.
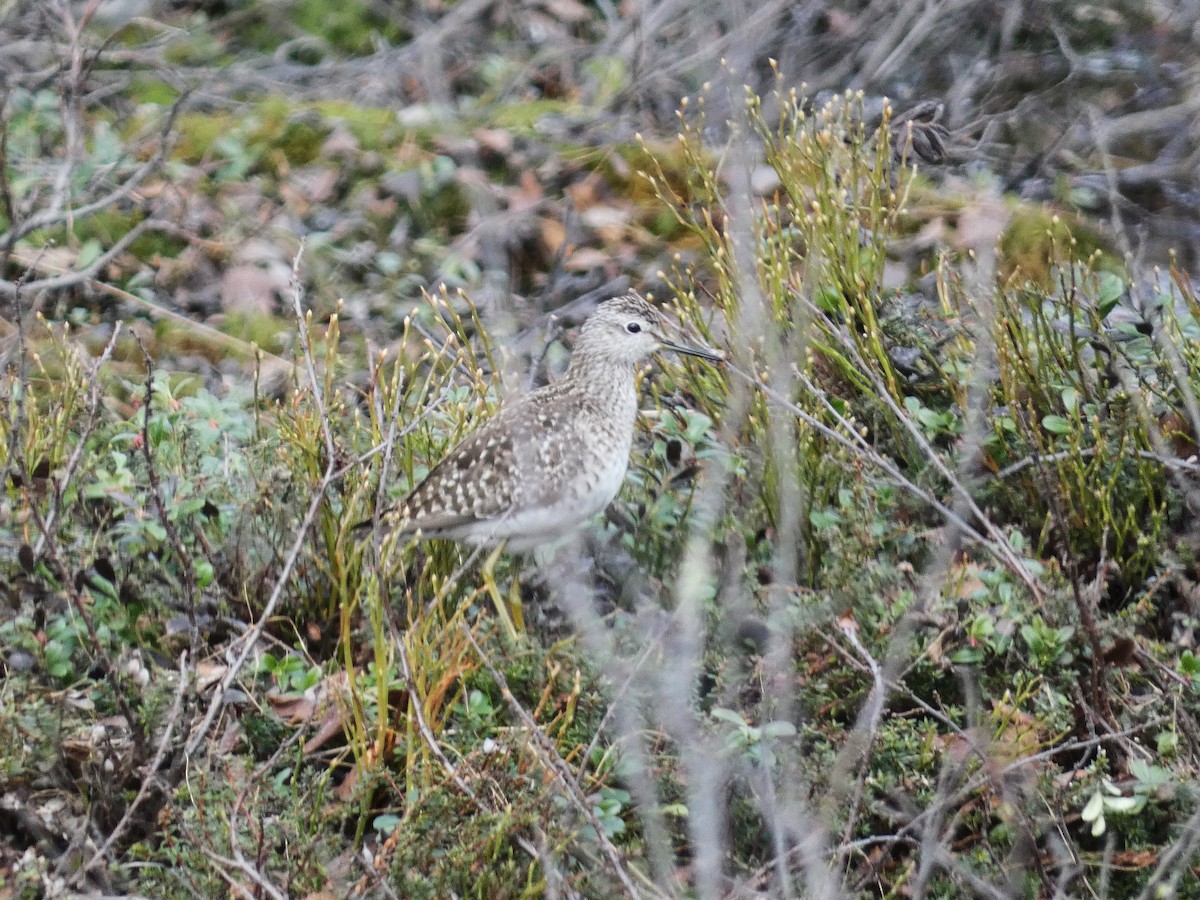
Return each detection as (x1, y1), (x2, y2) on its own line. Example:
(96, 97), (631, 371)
(4, 3), (1200, 897)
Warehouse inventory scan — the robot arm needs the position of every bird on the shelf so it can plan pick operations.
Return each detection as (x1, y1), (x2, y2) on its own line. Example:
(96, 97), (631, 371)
(372, 292), (723, 553)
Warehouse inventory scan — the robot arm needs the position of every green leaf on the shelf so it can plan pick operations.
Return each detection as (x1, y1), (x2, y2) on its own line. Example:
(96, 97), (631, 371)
(760, 720), (797, 738)
(809, 509), (842, 530)
(1096, 272), (1125, 318)
(684, 412), (714, 443)
(373, 814), (401, 835)
(1081, 790), (1104, 823)
(76, 238), (103, 269)
(195, 560), (214, 589)
(142, 521), (168, 543)
(1103, 795), (1139, 813)
(711, 707), (746, 726)
(1042, 414), (1072, 434)
(951, 647), (984, 665)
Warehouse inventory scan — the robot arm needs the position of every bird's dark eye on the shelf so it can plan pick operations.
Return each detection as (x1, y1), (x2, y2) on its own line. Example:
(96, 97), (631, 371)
(626, 321), (642, 334)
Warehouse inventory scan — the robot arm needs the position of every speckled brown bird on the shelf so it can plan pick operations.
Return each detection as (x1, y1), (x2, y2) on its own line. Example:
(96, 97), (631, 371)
(378, 293), (722, 550)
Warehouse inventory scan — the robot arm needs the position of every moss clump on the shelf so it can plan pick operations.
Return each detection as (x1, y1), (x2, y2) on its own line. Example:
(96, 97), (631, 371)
(385, 770), (573, 899)
(999, 207), (1116, 287)
(293, 0), (407, 55)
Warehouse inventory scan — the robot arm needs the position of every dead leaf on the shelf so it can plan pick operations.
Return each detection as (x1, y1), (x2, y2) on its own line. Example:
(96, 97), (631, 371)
(474, 127), (513, 157)
(539, 217), (566, 255)
(563, 247), (609, 271)
(541, 0), (590, 23)
(219, 266), (282, 316)
(196, 661), (228, 692)
(953, 189), (1011, 255)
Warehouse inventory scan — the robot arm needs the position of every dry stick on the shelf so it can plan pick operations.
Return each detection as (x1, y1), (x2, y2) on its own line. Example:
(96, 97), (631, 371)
(1019, 342), (1165, 765)
(854, 0), (936, 87)
(32, 321), (122, 546)
(1134, 802), (1200, 900)
(457, 620), (656, 900)
(203, 849), (288, 900)
(823, 632), (973, 746)
(844, 717), (1167, 893)
(0, 90), (16, 258)
(4, 275), (136, 753)
(910, 739), (1006, 900)
(995, 447), (1200, 479)
(2, 261), (290, 371)
(796, 301), (1040, 598)
(46, 0), (87, 238)
(830, 618), (887, 850)
(729, 364), (1032, 592)
(69, 652), (190, 885)
(184, 244), (341, 760)
(1100, 93), (1200, 145)
(366, 353), (460, 544)
(3, 216), (155, 298)
(0, 264), (37, 495)
(369, 349), (409, 536)
(383, 612), (548, 897)
(541, 546), (678, 891)
(135, 337), (200, 639)
(928, 844), (1012, 900)
(571, 614), (675, 794)
(15, 446), (147, 757)
(847, 716), (1167, 855)
(674, 116), (804, 900)
(389, 612), (482, 806)
(221, 721), (307, 900)
(1089, 104), (1200, 518)
(0, 67), (185, 253)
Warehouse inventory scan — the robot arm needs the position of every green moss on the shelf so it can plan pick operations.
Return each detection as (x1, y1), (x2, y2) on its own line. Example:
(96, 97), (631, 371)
(174, 110), (241, 163)
(293, 0), (407, 55)
(216, 313), (292, 355)
(999, 206), (1118, 288)
(126, 76), (180, 107)
(162, 24), (227, 66)
(175, 100), (332, 174)
(245, 98), (321, 166)
(313, 102), (403, 152)
(489, 99), (577, 131)
(387, 770), (570, 899)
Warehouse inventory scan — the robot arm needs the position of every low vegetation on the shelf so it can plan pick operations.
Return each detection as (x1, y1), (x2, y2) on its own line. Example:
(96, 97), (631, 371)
(3, 3), (1200, 898)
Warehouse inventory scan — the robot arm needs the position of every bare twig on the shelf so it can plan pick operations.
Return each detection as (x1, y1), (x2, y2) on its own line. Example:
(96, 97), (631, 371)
(185, 244), (346, 760)
(826, 616), (887, 850)
(69, 652), (191, 886)
(203, 849), (288, 900)
(135, 337), (200, 636)
(458, 619), (656, 900)
(32, 320), (122, 549)
(390, 612), (483, 806)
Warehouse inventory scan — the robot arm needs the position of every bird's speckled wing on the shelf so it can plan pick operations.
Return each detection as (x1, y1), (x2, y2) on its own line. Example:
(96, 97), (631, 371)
(391, 392), (576, 536)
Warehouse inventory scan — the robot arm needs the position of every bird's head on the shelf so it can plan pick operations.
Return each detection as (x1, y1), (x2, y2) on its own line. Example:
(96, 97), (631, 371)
(574, 293), (723, 367)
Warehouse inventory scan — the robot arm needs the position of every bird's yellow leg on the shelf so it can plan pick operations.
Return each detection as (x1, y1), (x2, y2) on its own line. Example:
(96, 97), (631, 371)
(507, 558), (525, 632)
(481, 542), (523, 638)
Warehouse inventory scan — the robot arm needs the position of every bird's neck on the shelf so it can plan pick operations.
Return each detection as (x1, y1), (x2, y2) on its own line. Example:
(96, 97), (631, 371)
(563, 349), (636, 394)
(558, 352), (641, 438)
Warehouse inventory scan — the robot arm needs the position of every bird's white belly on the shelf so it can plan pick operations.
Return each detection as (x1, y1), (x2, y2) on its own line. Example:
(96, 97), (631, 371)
(480, 448), (629, 551)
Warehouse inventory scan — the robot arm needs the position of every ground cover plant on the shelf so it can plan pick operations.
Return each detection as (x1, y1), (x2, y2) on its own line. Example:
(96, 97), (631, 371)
(4, 2), (1200, 898)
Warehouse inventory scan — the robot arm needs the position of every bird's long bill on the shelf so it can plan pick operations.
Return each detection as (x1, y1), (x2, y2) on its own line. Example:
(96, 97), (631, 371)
(661, 337), (724, 363)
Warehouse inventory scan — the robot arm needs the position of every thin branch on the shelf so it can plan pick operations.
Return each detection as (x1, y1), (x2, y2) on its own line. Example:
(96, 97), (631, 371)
(32, 320), (122, 550)
(185, 244), (343, 760)
(69, 652), (190, 886)
(458, 619), (657, 900)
